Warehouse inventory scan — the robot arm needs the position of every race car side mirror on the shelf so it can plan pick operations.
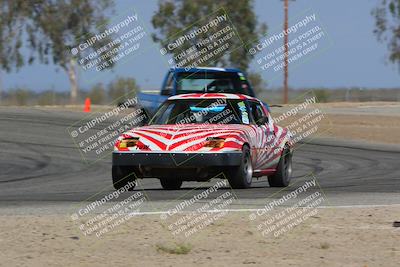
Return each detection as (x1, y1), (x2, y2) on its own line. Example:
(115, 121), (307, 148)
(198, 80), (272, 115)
(257, 116), (269, 126)
(161, 86), (173, 96)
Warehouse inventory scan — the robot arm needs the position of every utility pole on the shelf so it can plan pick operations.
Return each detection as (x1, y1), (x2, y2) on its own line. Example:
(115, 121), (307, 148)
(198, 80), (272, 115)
(283, 0), (289, 104)
(0, 70), (2, 105)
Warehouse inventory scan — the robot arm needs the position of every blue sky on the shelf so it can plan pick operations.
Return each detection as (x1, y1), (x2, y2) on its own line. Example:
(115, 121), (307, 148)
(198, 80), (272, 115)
(2, 0), (399, 92)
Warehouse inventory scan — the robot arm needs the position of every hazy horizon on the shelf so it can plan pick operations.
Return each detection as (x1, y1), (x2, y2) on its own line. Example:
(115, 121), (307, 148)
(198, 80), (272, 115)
(2, 0), (399, 93)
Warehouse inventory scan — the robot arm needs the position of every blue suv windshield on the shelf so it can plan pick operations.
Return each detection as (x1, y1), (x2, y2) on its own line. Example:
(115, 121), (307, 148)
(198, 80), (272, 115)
(175, 72), (253, 96)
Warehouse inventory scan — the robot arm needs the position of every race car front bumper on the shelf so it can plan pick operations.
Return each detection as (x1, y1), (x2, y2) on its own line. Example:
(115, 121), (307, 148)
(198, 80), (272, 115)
(112, 151), (242, 167)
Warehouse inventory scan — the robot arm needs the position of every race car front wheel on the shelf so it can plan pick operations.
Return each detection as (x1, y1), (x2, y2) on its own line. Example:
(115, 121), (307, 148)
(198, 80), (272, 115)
(227, 146), (253, 189)
(160, 178), (183, 190)
(112, 166), (136, 191)
(268, 145), (292, 187)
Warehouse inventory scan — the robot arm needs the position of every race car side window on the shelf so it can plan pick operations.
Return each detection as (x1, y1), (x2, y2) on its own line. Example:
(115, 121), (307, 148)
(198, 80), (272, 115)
(248, 101), (267, 125)
(237, 101), (250, 124)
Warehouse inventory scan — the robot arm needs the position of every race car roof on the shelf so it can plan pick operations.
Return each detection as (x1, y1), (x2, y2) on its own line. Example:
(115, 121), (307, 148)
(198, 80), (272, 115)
(168, 93), (259, 101)
(170, 67), (242, 73)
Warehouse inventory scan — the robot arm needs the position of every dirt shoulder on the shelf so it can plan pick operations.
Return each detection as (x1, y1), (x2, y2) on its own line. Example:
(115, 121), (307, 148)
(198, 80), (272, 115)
(305, 113), (400, 144)
(271, 102), (400, 145)
(1, 206), (399, 267)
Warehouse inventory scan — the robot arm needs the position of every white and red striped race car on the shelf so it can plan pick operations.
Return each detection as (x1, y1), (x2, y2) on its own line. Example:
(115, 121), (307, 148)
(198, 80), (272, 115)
(112, 93), (293, 190)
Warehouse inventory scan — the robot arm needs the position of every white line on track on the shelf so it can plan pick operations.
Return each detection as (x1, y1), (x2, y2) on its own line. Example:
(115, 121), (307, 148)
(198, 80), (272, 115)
(127, 203), (400, 216)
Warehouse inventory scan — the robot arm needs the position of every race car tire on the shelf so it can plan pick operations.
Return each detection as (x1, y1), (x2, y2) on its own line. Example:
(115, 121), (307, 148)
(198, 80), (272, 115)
(268, 145), (292, 187)
(227, 145), (253, 189)
(160, 178), (183, 190)
(112, 166), (136, 191)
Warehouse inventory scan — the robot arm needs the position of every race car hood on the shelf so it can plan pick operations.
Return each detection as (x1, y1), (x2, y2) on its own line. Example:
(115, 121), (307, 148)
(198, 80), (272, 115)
(114, 124), (253, 152)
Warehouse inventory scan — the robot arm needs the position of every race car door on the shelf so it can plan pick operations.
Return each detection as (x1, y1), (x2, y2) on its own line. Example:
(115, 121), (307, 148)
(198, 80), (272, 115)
(247, 100), (276, 170)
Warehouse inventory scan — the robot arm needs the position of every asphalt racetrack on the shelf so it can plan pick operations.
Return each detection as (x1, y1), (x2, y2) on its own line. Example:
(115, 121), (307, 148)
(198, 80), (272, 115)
(1, 107), (399, 211)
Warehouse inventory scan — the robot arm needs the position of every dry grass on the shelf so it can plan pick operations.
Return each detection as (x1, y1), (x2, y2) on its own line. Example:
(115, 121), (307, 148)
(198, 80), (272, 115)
(156, 242), (192, 255)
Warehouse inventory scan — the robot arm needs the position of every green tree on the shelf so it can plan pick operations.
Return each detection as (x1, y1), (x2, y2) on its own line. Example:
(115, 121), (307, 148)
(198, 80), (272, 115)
(373, 0), (400, 68)
(37, 91), (56, 105)
(0, 1), (26, 103)
(10, 88), (31, 106)
(313, 89), (330, 103)
(248, 72), (266, 95)
(108, 77), (139, 102)
(88, 83), (106, 104)
(0, 0), (117, 103)
(151, 0), (266, 71)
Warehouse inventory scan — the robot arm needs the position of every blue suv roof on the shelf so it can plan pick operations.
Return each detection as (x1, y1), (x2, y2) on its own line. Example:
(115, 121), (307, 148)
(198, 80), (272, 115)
(170, 67), (243, 73)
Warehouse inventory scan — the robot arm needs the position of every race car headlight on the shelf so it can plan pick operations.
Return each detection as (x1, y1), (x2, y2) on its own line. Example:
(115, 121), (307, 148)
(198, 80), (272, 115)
(119, 137), (139, 148)
(204, 137), (225, 148)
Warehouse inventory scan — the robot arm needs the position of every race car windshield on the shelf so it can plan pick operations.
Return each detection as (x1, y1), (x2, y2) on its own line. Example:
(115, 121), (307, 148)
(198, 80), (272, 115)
(149, 99), (250, 125)
(176, 72), (253, 96)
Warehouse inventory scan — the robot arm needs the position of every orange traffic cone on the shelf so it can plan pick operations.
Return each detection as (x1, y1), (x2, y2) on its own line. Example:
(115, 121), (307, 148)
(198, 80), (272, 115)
(83, 97), (91, 112)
